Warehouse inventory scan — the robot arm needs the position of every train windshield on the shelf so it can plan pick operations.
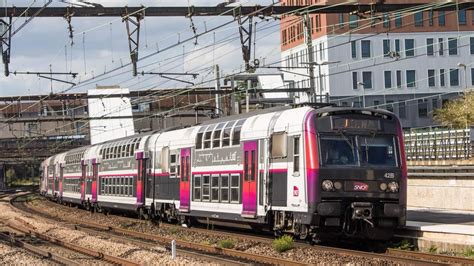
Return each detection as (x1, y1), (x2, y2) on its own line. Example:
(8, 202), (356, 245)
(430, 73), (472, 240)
(320, 135), (358, 166)
(320, 135), (398, 167)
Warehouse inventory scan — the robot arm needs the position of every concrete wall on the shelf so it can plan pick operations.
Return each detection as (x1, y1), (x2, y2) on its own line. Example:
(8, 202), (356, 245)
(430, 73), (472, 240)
(407, 176), (474, 211)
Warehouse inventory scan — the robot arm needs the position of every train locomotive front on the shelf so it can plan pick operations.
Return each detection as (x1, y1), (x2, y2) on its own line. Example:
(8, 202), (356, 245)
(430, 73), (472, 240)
(303, 107), (407, 241)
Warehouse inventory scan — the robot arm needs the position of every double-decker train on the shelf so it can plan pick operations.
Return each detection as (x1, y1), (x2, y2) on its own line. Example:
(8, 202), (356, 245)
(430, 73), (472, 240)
(40, 105), (407, 241)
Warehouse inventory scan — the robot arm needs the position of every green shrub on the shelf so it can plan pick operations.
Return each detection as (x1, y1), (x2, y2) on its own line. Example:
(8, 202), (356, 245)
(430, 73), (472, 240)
(394, 239), (414, 250)
(272, 235), (294, 253)
(169, 227), (178, 235)
(463, 248), (474, 258)
(218, 239), (236, 249)
(428, 245), (438, 253)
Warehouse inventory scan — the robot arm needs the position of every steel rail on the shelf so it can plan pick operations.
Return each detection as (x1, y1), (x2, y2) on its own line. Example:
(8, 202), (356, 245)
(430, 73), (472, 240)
(5, 221), (139, 266)
(66, 217), (304, 266)
(0, 231), (81, 265)
(12, 193), (473, 265)
(71, 225), (249, 266)
(387, 248), (474, 265)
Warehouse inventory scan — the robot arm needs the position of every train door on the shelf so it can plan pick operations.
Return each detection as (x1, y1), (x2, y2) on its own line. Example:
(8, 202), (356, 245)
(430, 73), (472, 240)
(179, 148), (191, 212)
(80, 160), (86, 202)
(92, 159), (98, 203)
(59, 163), (64, 199)
(135, 152), (147, 206)
(53, 164), (57, 196)
(242, 140), (258, 218)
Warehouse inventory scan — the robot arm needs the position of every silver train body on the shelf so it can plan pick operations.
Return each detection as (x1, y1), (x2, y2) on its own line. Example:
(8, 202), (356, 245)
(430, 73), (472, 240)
(40, 106), (407, 241)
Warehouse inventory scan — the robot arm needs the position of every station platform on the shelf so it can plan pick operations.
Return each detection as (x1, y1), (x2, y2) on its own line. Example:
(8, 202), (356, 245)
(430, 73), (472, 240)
(397, 207), (474, 252)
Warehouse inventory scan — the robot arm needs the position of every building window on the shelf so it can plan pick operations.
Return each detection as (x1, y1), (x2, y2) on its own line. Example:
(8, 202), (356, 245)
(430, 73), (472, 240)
(418, 100), (428, 118)
(429, 9), (434, 26)
(415, 11), (424, 27)
(471, 68), (474, 86)
(352, 72), (358, 90)
(315, 14), (321, 32)
(349, 14), (358, 28)
(386, 100), (394, 113)
(384, 71), (392, 88)
(405, 39), (415, 57)
(351, 41), (357, 58)
(448, 38), (458, 55)
(374, 100), (380, 107)
(406, 70), (416, 88)
(470, 37), (474, 55)
(395, 39), (400, 54)
(383, 13), (390, 28)
(362, 71), (372, 89)
(438, 11), (446, 26)
(428, 69), (436, 87)
(438, 38), (444, 55)
(395, 12), (402, 27)
(459, 10), (467, 25)
(338, 13), (344, 28)
(361, 40), (371, 58)
(396, 70), (402, 88)
(432, 98), (439, 110)
(440, 69), (446, 87)
(398, 102), (406, 119)
(383, 39), (390, 57)
(426, 38), (434, 56)
(450, 69), (459, 86)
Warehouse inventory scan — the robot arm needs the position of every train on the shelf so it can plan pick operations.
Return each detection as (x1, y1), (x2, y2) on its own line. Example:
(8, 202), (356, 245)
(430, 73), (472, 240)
(40, 105), (407, 242)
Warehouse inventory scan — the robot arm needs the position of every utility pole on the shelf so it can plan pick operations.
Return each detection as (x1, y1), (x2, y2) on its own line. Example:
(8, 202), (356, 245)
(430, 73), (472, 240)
(214, 64), (221, 117)
(302, 13), (316, 103)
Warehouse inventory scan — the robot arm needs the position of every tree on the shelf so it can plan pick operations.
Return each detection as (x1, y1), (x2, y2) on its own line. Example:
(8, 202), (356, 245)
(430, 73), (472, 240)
(434, 90), (474, 129)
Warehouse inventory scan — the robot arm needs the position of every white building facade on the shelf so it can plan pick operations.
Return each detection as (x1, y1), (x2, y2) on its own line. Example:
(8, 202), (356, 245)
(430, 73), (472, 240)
(280, 1), (474, 128)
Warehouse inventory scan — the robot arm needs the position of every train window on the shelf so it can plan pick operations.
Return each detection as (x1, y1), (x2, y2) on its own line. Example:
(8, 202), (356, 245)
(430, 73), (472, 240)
(251, 150), (256, 181)
(271, 132), (288, 158)
(211, 174), (219, 202)
(222, 122), (233, 147)
(196, 133), (203, 149)
(170, 154), (178, 178)
(230, 174), (240, 203)
(134, 139), (140, 150)
(202, 175), (210, 201)
(359, 136), (398, 167)
(126, 144), (131, 157)
(232, 120), (245, 146)
(212, 123), (225, 148)
(193, 175), (201, 201)
(120, 178), (124, 195)
(320, 136), (358, 166)
(220, 174), (229, 203)
(244, 151), (249, 181)
(293, 136), (300, 173)
(121, 145), (126, 157)
(161, 147), (170, 173)
(196, 126), (206, 149)
(203, 126), (212, 149)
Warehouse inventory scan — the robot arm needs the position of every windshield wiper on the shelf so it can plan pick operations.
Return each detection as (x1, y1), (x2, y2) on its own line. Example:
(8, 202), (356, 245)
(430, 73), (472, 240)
(337, 130), (355, 155)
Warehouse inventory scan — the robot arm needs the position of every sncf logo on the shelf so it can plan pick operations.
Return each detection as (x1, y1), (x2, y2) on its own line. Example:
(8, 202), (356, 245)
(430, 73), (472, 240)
(353, 182), (369, 191)
(293, 186), (299, 196)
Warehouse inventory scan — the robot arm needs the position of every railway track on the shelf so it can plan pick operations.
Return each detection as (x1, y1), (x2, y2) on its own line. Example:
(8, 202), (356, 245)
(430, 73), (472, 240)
(10, 194), (297, 265)
(0, 229), (79, 265)
(13, 193), (474, 265)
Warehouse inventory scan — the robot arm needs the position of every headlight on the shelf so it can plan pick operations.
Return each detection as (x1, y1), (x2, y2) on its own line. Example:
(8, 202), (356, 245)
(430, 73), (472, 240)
(379, 183), (388, 191)
(322, 180), (334, 191)
(387, 182), (399, 192)
(334, 181), (342, 190)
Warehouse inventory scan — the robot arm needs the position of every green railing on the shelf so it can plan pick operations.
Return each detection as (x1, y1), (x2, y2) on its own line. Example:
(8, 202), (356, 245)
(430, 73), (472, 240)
(404, 127), (473, 161)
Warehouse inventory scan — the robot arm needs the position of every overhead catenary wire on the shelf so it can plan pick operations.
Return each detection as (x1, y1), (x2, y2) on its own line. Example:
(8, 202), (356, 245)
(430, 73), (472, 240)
(3, 1), (470, 154)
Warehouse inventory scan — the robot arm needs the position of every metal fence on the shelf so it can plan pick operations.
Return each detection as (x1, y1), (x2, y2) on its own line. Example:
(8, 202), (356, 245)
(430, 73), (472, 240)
(404, 127), (474, 161)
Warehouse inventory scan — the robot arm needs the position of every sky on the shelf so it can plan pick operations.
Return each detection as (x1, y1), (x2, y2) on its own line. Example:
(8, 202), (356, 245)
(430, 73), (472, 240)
(0, 0), (280, 96)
